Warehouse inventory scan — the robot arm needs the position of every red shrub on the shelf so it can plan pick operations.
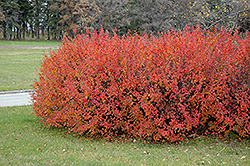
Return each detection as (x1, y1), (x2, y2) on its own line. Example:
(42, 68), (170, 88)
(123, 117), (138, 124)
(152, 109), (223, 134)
(32, 27), (250, 142)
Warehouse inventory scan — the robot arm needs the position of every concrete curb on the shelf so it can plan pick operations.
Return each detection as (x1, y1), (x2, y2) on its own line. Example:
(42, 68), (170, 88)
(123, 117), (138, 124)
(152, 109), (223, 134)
(0, 89), (35, 95)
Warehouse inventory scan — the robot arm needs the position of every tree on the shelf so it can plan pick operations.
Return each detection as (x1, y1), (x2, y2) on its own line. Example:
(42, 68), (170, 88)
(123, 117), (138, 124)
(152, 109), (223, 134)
(238, 10), (250, 33)
(74, 0), (101, 31)
(189, 0), (250, 30)
(18, 0), (33, 39)
(34, 0), (42, 39)
(0, 0), (20, 40)
(95, 0), (129, 35)
(95, 0), (196, 34)
(30, 0), (47, 40)
(0, 6), (5, 33)
(94, 0), (249, 35)
(50, 0), (100, 37)
(1, 0), (249, 41)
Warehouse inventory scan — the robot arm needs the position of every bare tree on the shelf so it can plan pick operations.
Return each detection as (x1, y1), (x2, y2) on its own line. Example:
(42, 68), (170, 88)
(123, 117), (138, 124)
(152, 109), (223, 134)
(95, 0), (129, 34)
(94, 0), (249, 35)
(51, 0), (100, 37)
(74, 0), (101, 31)
(190, 0), (250, 30)
(95, 0), (197, 34)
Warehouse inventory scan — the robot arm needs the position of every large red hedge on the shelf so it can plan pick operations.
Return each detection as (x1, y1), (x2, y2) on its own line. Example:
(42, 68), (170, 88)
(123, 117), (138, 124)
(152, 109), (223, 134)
(32, 27), (250, 142)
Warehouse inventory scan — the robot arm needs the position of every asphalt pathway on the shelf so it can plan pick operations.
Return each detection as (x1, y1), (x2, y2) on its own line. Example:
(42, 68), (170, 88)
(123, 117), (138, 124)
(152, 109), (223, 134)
(0, 91), (32, 107)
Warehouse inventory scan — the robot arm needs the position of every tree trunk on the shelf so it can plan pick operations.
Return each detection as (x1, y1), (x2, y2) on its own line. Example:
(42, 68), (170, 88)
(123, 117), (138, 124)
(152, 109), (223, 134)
(3, 22), (9, 40)
(36, 0), (40, 40)
(3, 24), (6, 39)
(17, 27), (20, 40)
(56, 31), (60, 41)
(32, 26), (34, 38)
(47, 26), (50, 40)
(22, 21), (26, 39)
(13, 27), (16, 39)
(6, 32), (9, 41)
(42, 28), (44, 36)
(9, 25), (12, 40)
(19, 28), (21, 40)
(36, 27), (39, 39)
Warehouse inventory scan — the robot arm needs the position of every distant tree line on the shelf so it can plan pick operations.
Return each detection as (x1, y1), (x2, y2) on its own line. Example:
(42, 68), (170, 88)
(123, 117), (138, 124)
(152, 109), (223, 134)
(0, 0), (249, 40)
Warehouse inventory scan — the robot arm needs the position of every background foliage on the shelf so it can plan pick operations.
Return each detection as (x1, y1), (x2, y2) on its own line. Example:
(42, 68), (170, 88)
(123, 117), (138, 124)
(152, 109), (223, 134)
(0, 0), (249, 40)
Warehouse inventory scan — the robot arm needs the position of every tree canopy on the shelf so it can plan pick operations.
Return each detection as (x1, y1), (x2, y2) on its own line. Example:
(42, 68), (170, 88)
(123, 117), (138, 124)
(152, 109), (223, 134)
(0, 0), (249, 40)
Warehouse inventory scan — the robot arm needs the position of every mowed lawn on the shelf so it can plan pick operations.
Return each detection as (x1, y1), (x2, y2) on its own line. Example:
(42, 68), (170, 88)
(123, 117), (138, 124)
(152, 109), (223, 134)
(0, 48), (48, 91)
(0, 40), (60, 91)
(0, 106), (249, 165)
(0, 40), (61, 46)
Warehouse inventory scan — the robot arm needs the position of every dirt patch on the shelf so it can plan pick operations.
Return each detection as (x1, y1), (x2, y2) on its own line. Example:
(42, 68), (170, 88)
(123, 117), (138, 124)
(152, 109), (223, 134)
(0, 45), (59, 49)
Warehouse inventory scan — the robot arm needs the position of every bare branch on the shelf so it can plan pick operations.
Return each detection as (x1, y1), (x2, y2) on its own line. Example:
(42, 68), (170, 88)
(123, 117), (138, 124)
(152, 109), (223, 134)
(206, 8), (250, 30)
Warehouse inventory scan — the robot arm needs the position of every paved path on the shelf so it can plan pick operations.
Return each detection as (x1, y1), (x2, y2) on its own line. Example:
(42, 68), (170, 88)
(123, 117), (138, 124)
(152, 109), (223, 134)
(0, 91), (32, 107)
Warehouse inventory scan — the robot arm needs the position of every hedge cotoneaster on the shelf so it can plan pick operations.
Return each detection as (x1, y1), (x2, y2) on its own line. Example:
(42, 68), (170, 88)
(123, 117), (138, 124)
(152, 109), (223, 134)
(32, 27), (250, 143)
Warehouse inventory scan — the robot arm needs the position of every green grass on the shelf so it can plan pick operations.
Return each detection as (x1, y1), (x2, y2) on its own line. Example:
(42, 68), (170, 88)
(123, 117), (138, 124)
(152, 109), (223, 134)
(0, 40), (61, 91)
(0, 40), (61, 46)
(0, 106), (249, 165)
(0, 48), (56, 91)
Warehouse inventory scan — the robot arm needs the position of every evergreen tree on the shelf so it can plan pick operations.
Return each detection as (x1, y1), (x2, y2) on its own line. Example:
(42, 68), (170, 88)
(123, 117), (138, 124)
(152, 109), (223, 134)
(0, 0), (20, 40)
(0, 6), (5, 33)
(18, 0), (33, 39)
(30, 0), (45, 39)
(47, 0), (62, 40)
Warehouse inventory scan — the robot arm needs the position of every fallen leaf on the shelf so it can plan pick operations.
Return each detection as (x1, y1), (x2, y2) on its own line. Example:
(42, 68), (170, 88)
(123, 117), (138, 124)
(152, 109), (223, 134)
(241, 156), (246, 159)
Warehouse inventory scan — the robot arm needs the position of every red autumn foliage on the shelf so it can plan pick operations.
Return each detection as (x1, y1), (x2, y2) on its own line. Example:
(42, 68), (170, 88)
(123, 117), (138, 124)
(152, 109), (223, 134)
(32, 27), (250, 143)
